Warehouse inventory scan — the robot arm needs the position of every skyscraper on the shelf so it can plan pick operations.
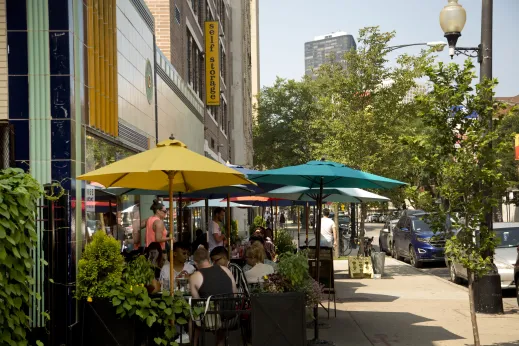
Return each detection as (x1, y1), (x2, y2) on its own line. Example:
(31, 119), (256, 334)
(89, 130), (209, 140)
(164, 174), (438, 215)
(304, 32), (356, 77)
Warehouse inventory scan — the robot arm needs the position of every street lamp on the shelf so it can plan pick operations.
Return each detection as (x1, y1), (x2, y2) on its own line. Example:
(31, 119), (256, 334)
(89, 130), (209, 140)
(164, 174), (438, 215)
(439, 0), (502, 315)
(439, 0), (467, 57)
(386, 41), (447, 53)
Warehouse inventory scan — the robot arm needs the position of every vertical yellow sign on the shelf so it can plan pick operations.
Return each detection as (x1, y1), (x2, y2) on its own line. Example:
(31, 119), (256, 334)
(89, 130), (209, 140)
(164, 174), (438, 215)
(515, 134), (519, 160)
(205, 21), (220, 106)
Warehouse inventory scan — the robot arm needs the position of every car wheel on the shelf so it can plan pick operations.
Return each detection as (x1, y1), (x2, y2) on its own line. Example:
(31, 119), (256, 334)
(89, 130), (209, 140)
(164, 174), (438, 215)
(449, 262), (462, 284)
(394, 247), (404, 261)
(409, 246), (423, 268)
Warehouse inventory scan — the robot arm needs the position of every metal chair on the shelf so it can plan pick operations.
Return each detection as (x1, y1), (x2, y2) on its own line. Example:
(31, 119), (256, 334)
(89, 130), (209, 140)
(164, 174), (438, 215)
(190, 293), (250, 346)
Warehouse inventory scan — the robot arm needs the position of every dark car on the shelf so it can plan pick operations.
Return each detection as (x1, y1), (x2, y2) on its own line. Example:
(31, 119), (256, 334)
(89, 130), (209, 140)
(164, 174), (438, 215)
(392, 211), (448, 268)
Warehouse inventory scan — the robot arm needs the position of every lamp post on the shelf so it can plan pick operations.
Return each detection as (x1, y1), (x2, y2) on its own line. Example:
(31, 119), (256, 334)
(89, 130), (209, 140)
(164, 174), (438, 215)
(439, 0), (503, 315)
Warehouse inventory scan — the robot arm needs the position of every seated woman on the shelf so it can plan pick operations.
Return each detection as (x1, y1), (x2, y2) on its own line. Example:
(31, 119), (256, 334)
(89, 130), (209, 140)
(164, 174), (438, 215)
(243, 237), (277, 272)
(144, 242), (165, 293)
(244, 243), (275, 286)
(159, 242), (196, 292)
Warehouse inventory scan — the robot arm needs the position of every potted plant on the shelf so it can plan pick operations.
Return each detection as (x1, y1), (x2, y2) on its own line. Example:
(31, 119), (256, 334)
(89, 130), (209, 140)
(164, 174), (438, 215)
(75, 231), (134, 345)
(76, 231), (197, 345)
(251, 251), (322, 346)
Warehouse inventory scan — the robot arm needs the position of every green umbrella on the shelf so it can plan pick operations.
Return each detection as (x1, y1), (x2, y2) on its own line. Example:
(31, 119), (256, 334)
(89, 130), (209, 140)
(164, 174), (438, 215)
(248, 160), (405, 342)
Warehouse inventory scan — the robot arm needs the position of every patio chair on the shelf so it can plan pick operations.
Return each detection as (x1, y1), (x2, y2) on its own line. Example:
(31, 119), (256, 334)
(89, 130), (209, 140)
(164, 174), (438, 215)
(190, 293), (250, 346)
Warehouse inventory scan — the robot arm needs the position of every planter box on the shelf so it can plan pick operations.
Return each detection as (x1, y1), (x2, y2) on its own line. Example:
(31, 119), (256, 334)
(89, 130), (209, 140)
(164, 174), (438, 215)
(348, 256), (373, 278)
(251, 292), (306, 346)
(80, 299), (155, 346)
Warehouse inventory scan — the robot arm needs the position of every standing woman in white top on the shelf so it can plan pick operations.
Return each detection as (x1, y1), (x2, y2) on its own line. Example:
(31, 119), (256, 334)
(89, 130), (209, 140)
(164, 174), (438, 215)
(320, 208), (337, 248)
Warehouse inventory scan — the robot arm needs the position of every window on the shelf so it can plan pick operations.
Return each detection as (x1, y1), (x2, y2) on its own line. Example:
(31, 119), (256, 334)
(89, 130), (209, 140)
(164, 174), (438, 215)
(175, 5), (181, 25)
(206, 0), (212, 21)
(219, 97), (227, 135)
(187, 30), (203, 99)
(220, 45), (226, 84)
(218, 0), (225, 34)
(210, 138), (215, 149)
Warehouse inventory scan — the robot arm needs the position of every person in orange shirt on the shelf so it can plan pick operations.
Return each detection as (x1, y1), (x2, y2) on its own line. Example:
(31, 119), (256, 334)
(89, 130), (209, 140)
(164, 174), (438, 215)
(146, 199), (171, 250)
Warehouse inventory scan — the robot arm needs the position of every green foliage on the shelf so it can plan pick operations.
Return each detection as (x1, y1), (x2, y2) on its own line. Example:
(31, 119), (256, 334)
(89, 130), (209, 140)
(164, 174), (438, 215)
(273, 229), (296, 255)
(76, 231), (125, 299)
(403, 59), (510, 279)
(276, 251), (309, 288)
(230, 219), (239, 244)
(261, 251), (323, 307)
(123, 255), (155, 287)
(109, 284), (201, 345)
(0, 168), (43, 345)
(253, 77), (319, 169)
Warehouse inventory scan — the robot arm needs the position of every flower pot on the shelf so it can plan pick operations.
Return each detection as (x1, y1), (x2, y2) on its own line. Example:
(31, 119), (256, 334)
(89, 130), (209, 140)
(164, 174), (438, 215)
(80, 299), (152, 346)
(251, 292), (306, 346)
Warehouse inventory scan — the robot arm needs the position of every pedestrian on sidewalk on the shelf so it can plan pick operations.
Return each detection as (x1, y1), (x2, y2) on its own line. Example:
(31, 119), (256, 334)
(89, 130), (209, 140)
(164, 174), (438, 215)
(280, 212), (286, 229)
(320, 208), (337, 249)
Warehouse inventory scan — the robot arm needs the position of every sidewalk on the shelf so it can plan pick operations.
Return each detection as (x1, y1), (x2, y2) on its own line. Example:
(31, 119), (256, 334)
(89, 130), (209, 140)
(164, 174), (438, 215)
(309, 256), (519, 346)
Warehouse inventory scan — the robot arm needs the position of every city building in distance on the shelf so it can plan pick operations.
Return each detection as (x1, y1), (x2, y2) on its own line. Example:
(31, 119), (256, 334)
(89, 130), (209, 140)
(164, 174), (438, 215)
(304, 31), (356, 77)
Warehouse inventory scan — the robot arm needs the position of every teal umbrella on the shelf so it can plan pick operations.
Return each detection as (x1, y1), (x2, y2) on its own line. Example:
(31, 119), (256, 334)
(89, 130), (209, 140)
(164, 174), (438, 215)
(248, 160), (405, 189)
(248, 160), (405, 342)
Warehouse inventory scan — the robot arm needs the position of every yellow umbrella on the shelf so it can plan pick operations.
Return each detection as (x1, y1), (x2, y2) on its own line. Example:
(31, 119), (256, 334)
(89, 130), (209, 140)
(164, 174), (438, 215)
(77, 136), (254, 293)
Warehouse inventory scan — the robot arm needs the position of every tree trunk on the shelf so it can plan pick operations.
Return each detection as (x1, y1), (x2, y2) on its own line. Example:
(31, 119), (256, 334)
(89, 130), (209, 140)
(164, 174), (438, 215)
(358, 203), (367, 257)
(467, 270), (481, 346)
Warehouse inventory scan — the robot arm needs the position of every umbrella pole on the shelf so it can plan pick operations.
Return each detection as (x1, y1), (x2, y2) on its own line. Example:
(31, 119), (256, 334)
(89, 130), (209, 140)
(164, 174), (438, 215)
(168, 173), (175, 295)
(205, 199), (209, 232)
(179, 192), (183, 242)
(274, 200), (278, 240)
(314, 177), (324, 341)
(305, 202), (309, 246)
(227, 193), (231, 258)
(297, 205), (300, 249)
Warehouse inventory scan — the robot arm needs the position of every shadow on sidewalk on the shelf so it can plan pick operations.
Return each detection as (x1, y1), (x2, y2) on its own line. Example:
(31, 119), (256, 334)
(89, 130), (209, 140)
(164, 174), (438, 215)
(334, 281), (399, 303)
(316, 308), (465, 346)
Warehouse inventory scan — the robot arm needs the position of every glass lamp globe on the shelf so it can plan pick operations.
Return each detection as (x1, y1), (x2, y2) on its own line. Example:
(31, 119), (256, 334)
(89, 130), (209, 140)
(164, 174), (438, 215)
(439, 0), (467, 34)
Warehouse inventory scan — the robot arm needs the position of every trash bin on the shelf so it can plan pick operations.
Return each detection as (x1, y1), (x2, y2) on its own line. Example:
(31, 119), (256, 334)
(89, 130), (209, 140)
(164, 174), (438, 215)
(371, 252), (386, 277)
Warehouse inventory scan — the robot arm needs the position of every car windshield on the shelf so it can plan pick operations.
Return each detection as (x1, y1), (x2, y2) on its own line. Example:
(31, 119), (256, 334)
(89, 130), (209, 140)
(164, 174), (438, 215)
(412, 219), (432, 233)
(495, 227), (519, 248)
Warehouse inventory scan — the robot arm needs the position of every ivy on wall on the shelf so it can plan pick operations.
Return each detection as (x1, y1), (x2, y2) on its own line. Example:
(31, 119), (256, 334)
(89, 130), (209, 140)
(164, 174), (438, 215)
(0, 168), (43, 345)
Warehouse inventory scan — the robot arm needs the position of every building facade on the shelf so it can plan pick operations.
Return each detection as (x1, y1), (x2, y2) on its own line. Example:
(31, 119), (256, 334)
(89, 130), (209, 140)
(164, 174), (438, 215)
(250, 0), (259, 121)
(230, 0), (253, 167)
(146, 0), (248, 164)
(3, 0), (255, 343)
(304, 31), (356, 77)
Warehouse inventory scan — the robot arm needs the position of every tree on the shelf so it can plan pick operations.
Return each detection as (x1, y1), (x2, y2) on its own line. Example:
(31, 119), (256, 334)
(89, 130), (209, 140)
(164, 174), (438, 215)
(309, 27), (432, 249)
(253, 77), (319, 169)
(403, 59), (511, 346)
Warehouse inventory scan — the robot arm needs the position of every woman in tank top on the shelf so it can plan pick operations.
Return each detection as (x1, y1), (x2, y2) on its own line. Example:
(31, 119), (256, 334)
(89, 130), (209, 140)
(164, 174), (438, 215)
(146, 199), (170, 250)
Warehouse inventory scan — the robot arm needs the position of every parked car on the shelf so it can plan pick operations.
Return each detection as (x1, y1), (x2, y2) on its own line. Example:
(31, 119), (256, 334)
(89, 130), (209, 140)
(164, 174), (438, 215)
(379, 219), (398, 255)
(392, 211), (449, 268)
(450, 222), (518, 290)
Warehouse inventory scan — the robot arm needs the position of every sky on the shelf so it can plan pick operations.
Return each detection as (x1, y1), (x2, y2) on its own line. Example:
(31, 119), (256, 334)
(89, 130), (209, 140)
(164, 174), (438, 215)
(259, 0), (519, 97)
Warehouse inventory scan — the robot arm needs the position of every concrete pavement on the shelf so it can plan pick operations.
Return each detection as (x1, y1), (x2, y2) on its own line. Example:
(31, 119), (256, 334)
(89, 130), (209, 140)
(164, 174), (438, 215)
(281, 222), (519, 345)
(307, 255), (519, 346)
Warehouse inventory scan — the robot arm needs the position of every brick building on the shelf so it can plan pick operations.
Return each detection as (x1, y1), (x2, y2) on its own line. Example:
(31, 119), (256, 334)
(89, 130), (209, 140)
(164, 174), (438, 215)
(146, 0), (243, 163)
